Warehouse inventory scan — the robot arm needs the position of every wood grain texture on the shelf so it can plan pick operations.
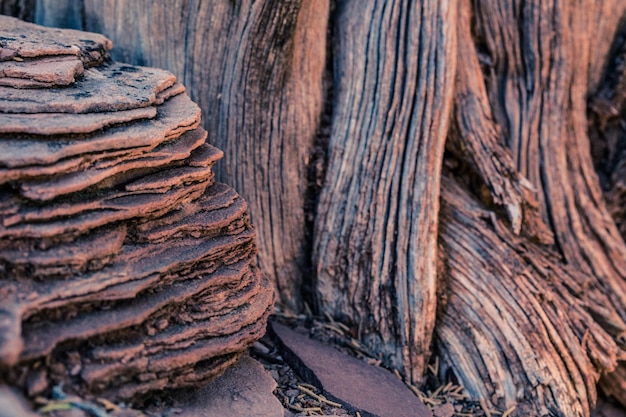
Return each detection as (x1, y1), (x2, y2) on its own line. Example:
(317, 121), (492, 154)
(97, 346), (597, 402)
(30, 0), (328, 310)
(313, 0), (457, 383)
(587, 16), (626, 406)
(5, 2), (626, 412)
(589, 16), (626, 241)
(471, 0), (626, 299)
(447, 0), (552, 241)
(437, 177), (623, 417)
(448, 0), (626, 411)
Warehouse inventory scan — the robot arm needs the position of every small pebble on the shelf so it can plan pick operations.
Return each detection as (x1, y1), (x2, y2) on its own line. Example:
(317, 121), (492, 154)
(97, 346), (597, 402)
(269, 369), (280, 381)
(252, 341), (270, 355)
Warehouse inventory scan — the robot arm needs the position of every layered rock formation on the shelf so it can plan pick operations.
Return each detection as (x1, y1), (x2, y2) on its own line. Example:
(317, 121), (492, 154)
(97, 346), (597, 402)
(0, 15), (273, 401)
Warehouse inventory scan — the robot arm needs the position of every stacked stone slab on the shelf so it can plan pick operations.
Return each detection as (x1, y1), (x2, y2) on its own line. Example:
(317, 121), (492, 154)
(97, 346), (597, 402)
(0, 16), (273, 401)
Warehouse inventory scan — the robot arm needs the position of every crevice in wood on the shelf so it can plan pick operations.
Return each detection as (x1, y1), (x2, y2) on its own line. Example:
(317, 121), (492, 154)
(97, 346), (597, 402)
(303, 0), (335, 314)
(440, 1), (626, 413)
(588, 11), (626, 240)
(586, 9), (626, 407)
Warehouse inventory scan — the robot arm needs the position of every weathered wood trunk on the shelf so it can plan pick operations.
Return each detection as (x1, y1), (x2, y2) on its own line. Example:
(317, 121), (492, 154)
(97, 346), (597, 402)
(437, 177), (621, 416)
(313, 0), (456, 383)
(3, 0), (626, 415)
(434, 0), (626, 414)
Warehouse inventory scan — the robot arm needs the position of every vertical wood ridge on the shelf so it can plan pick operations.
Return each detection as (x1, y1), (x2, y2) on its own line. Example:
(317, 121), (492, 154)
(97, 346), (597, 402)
(314, 0), (457, 383)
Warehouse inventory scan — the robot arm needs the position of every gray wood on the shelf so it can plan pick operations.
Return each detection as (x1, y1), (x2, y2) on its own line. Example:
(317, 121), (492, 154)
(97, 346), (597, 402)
(0, 0), (34, 23)
(4, 0), (626, 414)
(34, 0), (82, 30)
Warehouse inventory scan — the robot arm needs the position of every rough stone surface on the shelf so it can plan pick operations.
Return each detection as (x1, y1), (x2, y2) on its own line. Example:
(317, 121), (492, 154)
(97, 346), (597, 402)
(18, 128), (210, 201)
(0, 62), (176, 114)
(0, 388), (37, 417)
(0, 16), (273, 402)
(0, 92), (200, 170)
(0, 106), (157, 135)
(269, 322), (432, 417)
(0, 55), (84, 88)
(0, 15), (111, 65)
(171, 355), (284, 417)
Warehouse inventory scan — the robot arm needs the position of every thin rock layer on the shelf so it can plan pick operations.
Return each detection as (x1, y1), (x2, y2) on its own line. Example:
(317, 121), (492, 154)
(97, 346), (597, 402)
(0, 15), (273, 402)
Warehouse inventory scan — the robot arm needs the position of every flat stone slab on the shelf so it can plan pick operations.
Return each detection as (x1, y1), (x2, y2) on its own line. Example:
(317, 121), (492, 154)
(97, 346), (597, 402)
(0, 225), (126, 278)
(269, 322), (432, 417)
(0, 62), (175, 114)
(0, 106), (156, 135)
(170, 355), (284, 417)
(0, 172), (211, 239)
(0, 15), (111, 65)
(0, 55), (84, 88)
(0, 387), (37, 417)
(19, 127), (208, 201)
(0, 92), (200, 170)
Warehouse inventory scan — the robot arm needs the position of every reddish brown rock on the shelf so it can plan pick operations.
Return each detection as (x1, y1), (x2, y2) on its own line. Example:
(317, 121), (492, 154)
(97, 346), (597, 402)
(0, 387), (37, 417)
(0, 15), (111, 65)
(269, 322), (432, 417)
(0, 225), (126, 278)
(0, 92), (200, 170)
(0, 106), (157, 135)
(0, 62), (176, 114)
(0, 56), (84, 88)
(169, 355), (284, 417)
(0, 17), (272, 403)
(19, 128), (208, 201)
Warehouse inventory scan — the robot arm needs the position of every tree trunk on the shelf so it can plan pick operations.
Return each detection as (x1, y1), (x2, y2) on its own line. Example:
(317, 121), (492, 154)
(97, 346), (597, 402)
(3, 0), (626, 415)
(437, 176), (620, 416)
(313, 0), (456, 383)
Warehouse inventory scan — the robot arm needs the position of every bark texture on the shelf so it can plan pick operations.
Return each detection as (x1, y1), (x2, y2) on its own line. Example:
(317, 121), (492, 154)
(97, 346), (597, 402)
(437, 177), (623, 416)
(588, 14), (626, 404)
(469, 0), (626, 322)
(313, 0), (456, 383)
(437, 0), (626, 413)
(589, 15), (626, 244)
(22, 0), (328, 311)
(0, 0), (33, 21)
